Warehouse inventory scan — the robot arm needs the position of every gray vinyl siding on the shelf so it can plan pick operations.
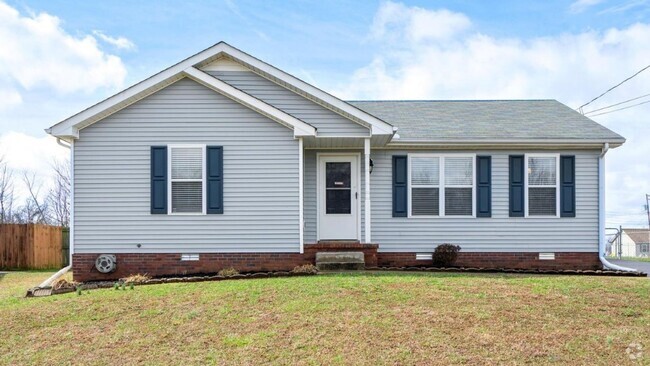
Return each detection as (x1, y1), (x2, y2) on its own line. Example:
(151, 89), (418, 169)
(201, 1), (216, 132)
(304, 149), (599, 252)
(370, 150), (599, 252)
(73, 77), (300, 253)
(208, 71), (369, 137)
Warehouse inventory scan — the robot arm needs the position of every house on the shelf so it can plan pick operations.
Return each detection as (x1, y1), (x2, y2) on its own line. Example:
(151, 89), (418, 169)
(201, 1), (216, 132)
(46, 42), (626, 281)
(609, 228), (650, 257)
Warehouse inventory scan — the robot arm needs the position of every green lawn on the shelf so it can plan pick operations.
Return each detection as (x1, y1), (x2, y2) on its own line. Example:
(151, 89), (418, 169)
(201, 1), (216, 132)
(1, 271), (649, 365)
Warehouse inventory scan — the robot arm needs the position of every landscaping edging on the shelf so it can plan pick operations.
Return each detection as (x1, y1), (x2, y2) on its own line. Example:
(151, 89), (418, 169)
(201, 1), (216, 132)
(363, 266), (647, 277)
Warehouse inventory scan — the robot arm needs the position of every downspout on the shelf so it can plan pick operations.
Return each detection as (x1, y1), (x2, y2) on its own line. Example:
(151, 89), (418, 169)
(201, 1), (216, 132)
(598, 143), (637, 272)
(39, 138), (73, 287)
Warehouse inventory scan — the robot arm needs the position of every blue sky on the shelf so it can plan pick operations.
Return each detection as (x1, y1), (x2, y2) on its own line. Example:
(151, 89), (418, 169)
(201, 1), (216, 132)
(0, 0), (649, 226)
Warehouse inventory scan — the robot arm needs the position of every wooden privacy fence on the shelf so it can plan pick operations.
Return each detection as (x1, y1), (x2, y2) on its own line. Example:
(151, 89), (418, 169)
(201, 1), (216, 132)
(0, 224), (66, 269)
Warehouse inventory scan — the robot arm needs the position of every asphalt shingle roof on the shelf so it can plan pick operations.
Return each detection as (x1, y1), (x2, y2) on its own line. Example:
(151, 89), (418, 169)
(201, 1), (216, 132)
(348, 100), (624, 142)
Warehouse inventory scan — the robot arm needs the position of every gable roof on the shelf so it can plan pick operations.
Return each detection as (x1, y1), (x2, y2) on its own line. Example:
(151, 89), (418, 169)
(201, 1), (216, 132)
(623, 228), (650, 244)
(47, 42), (394, 139)
(349, 100), (625, 147)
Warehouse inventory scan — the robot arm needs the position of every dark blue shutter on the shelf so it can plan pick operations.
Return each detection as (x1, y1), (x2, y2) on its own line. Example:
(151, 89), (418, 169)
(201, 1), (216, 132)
(509, 155), (525, 217)
(206, 146), (223, 214)
(476, 156), (491, 217)
(151, 146), (167, 214)
(392, 155), (408, 217)
(560, 155), (576, 217)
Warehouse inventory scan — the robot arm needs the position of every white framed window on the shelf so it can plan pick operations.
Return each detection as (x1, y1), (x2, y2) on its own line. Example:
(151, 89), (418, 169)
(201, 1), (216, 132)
(408, 154), (475, 217)
(168, 145), (206, 214)
(525, 154), (559, 217)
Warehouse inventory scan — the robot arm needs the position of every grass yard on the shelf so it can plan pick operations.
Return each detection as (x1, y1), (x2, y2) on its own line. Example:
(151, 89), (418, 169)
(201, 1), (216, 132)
(1, 271), (650, 365)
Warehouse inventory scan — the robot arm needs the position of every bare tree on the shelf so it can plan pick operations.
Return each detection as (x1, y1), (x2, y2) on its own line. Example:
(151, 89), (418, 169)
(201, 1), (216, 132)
(47, 159), (70, 227)
(21, 172), (49, 224)
(0, 155), (14, 223)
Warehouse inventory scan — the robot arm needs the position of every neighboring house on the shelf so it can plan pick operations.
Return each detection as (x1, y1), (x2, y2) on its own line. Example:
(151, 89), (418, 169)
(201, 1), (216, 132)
(46, 42), (626, 281)
(609, 228), (650, 257)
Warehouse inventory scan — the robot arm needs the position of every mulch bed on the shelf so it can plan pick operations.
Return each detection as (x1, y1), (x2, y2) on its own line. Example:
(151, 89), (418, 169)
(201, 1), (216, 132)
(364, 266), (647, 277)
(27, 265), (646, 297)
(47, 271), (316, 295)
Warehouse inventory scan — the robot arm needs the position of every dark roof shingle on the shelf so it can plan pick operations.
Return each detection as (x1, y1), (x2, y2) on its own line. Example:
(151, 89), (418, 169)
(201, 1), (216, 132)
(348, 100), (624, 142)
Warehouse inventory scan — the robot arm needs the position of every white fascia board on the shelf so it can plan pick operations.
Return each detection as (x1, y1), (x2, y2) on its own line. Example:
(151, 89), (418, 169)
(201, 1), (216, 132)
(183, 67), (315, 137)
(218, 44), (395, 136)
(387, 138), (625, 149)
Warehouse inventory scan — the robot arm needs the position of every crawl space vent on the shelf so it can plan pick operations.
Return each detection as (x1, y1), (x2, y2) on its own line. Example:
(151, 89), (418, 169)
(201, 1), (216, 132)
(416, 253), (433, 261)
(539, 253), (555, 260)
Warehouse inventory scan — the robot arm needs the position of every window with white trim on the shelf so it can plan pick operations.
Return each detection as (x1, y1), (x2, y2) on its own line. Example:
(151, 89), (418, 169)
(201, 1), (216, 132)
(169, 145), (205, 214)
(409, 155), (475, 217)
(526, 155), (559, 216)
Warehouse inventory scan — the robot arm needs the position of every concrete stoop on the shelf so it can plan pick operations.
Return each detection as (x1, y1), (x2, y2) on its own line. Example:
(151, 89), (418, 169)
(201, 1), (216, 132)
(316, 251), (365, 271)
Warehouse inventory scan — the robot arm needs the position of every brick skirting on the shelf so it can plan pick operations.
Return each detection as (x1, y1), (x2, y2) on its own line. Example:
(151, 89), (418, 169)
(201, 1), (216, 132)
(73, 250), (602, 282)
(72, 253), (306, 282)
(377, 252), (602, 270)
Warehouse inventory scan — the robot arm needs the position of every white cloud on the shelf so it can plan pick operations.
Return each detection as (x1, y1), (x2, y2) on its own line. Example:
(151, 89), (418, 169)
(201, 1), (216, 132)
(0, 0), (128, 109)
(0, 88), (22, 110)
(93, 30), (136, 50)
(569, 0), (604, 13)
(335, 1), (650, 227)
(371, 2), (471, 43)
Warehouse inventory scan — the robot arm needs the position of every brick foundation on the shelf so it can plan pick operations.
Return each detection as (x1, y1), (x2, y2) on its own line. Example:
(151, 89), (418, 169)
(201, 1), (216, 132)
(73, 250), (602, 282)
(72, 253), (307, 282)
(377, 252), (603, 270)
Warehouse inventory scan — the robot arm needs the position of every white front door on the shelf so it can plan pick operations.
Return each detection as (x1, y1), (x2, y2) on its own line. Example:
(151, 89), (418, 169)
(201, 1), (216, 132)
(318, 154), (359, 240)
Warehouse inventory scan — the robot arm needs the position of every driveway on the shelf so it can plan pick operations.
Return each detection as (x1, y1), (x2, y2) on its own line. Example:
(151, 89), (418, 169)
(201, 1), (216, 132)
(609, 260), (650, 277)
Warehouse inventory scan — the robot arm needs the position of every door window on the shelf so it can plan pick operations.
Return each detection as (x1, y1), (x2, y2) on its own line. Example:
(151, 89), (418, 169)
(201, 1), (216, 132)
(325, 162), (351, 214)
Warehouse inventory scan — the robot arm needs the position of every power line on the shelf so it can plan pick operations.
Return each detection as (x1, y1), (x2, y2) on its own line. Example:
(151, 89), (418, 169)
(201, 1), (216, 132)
(586, 99), (650, 117)
(584, 92), (650, 115)
(577, 63), (650, 112)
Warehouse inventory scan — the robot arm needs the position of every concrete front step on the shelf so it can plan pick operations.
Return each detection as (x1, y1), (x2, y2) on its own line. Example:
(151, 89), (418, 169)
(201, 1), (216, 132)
(316, 251), (365, 271)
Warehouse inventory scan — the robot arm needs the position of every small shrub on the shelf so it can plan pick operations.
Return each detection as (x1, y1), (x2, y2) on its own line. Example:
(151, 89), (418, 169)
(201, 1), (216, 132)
(121, 283), (126, 291)
(114, 282), (120, 290)
(75, 286), (83, 296)
(122, 273), (151, 284)
(218, 267), (239, 277)
(432, 244), (461, 267)
(291, 264), (318, 274)
(130, 282), (135, 290)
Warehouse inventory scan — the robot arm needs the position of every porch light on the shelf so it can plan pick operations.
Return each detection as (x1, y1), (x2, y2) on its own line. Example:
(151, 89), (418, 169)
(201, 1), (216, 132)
(369, 159), (374, 174)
